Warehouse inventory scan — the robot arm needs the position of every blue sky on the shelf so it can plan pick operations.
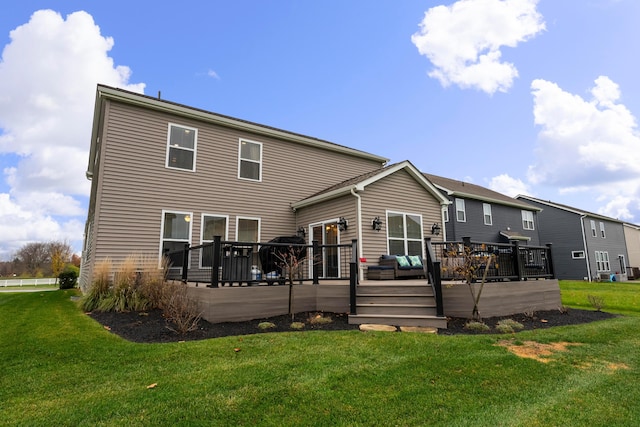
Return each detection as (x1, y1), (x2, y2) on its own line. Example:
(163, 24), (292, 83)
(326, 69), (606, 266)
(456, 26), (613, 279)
(0, 0), (639, 260)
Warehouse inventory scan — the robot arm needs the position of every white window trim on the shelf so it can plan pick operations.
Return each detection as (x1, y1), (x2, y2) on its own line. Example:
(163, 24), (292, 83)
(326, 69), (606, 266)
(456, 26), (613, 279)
(165, 123), (197, 172)
(483, 203), (492, 226)
(159, 209), (193, 268)
(599, 221), (606, 238)
(590, 220), (597, 237)
(455, 198), (466, 223)
(571, 250), (585, 259)
(443, 207), (449, 223)
(385, 210), (424, 257)
(235, 216), (261, 242)
(595, 251), (610, 272)
(237, 139), (263, 182)
(308, 219), (343, 278)
(522, 210), (535, 230)
(199, 214), (229, 269)
(618, 254), (627, 274)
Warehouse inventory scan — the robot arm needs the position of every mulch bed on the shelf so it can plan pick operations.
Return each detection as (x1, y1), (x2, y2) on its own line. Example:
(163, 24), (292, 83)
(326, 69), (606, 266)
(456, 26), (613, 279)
(89, 308), (617, 344)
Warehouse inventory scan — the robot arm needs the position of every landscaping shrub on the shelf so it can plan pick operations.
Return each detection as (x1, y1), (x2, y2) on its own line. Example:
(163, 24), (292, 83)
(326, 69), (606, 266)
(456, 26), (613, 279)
(587, 295), (605, 311)
(258, 322), (276, 330)
(81, 258), (113, 312)
(464, 320), (490, 332)
(309, 313), (333, 325)
(290, 322), (305, 330)
(161, 281), (202, 334)
(495, 319), (524, 334)
(58, 265), (79, 289)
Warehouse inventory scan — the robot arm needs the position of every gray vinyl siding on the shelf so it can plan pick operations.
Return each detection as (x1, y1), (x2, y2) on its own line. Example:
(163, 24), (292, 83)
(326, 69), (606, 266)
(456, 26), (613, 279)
(84, 100), (383, 285)
(523, 200), (587, 280)
(583, 217), (628, 277)
(445, 198), (540, 245)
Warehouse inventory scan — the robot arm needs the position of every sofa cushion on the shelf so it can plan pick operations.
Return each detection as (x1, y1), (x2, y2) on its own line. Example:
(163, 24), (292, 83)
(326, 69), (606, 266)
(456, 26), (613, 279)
(408, 255), (422, 267)
(395, 255), (411, 267)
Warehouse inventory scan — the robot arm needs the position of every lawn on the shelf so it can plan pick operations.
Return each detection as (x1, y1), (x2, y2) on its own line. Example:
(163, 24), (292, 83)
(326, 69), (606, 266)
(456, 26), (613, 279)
(559, 280), (640, 316)
(1, 284), (639, 426)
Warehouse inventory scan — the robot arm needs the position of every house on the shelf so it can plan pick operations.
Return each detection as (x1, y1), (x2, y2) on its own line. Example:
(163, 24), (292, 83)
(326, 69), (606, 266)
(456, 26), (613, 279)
(424, 174), (542, 245)
(517, 195), (629, 281)
(80, 84), (559, 326)
(622, 223), (640, 278)
(80, 85), (448, 289)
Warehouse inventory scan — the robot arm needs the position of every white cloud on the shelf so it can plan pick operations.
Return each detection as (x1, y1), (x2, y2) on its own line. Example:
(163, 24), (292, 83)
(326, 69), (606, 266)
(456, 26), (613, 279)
(488, 174), (530, 197)
(0, 9), (144, 259)
(528, 76), (640, 221)
(411, 0), (545, 94)
(207, 69), (220, 79)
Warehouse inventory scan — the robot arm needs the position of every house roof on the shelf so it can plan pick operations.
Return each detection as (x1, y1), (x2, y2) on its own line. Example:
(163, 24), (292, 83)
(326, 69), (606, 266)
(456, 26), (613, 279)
(87, 84), (389, 178)
(424, 173), (541, 211)
(291, 160), (450, 210)
(516, 195), (624, 224)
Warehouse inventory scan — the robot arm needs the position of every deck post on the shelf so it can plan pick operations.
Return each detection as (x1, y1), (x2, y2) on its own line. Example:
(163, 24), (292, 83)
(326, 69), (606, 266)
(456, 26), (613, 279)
(514, 240), (524, 281)
(433, 261), (444, 317)
(312, 240), (320, 285)
(208, 236), (221, 288)
(181, 243), (189, 282)
(349, 239), (358, 315)
(546, 243), (555, 279)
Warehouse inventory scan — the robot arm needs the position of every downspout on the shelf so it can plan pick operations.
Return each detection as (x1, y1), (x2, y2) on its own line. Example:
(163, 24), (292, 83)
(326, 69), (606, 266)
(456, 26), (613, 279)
(351, 187), (364, 282)
(580, 214), (592, 281)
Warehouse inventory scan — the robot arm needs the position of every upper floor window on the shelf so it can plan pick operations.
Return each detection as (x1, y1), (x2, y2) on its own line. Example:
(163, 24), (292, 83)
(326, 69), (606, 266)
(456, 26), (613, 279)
(443, 207), (449, 223)
(590, 220), (597, 237)
(522, 210), (534, 230)
(238, 139), (262, 181)
(455, 198), (466, 222)
(483, 203), (492, 226)
(599, 221), (606, 238)
(166, 124), (197, 171)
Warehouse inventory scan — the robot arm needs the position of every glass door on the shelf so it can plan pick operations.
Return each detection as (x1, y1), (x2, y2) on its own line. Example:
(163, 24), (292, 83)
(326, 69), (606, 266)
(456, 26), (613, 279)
(311, 222), (340, 278)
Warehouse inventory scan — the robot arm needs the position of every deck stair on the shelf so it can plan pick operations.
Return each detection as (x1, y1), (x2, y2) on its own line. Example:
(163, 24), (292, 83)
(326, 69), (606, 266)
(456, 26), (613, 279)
(348, 282), (447, 329)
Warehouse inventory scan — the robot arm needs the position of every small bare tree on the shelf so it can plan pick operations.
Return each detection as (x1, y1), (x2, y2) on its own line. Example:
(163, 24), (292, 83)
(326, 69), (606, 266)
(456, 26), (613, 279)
(445, 243), (497, 321)
(276, 245), (306, 320)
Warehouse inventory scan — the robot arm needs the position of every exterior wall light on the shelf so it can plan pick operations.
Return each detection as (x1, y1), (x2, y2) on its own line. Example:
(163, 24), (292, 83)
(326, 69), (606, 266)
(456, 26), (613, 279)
(372, 216), (382, 231)
(431, 222), (441, 235)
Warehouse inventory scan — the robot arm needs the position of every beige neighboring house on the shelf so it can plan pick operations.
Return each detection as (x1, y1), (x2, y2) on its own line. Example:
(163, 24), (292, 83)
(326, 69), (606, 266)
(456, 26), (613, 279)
(623, 223), (640, 277)
(80, 85), (448, 288)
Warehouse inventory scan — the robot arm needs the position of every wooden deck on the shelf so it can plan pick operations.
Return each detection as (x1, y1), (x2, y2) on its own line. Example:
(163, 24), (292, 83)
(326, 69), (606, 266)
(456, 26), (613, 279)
(186, 278), (561, 325)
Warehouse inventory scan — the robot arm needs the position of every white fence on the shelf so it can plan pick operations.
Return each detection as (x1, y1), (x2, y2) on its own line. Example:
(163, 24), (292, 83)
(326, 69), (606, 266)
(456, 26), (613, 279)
(0, 278), (57, 287)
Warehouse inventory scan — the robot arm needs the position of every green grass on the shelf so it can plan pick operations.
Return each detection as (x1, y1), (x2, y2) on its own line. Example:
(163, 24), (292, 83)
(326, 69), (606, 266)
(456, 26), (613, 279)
(1, 286), (640, 426)
(559, 280), (640, 316)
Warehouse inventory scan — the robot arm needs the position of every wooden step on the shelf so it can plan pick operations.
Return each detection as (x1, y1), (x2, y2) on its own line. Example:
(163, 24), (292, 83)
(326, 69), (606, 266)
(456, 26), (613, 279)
(356, 295), (435, 305)
(357, 284), (434, 296)
(348, 314), (447, 329)
(356, 303), (438, 316)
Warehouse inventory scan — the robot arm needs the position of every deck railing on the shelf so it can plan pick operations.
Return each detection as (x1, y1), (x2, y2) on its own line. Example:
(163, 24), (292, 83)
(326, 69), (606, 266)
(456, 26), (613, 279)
(164, 236), (357, 288)
(429, 238), (555, 282)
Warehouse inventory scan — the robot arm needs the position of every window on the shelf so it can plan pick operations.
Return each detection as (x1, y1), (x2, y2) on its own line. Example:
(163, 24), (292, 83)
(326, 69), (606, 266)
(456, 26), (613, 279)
(200, 215), (228, 267)
(483, 203), (492, 226)
(595, 251), (610, 272)
(618, 254), (627, 274)
(522, 210), (534, 230)
(160, 211), (192, 268)
(166, 124), (197, 171)
(572, 251), (585, 259)
(443, 207), (449, 223)
(238, 139), (262, 181)
(387, 212), (423, 256)
(590, 220), (597, 237)
(455, 198), (466, 222)
(599, 221), (606, 238)
(236, 217), (260, 242)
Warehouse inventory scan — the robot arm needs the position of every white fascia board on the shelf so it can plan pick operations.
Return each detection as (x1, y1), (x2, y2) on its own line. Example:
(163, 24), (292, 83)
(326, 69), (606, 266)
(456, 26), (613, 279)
(454, 191), (543, 211)
(96, 85), (388, 164)
(518, 195), (620, 222)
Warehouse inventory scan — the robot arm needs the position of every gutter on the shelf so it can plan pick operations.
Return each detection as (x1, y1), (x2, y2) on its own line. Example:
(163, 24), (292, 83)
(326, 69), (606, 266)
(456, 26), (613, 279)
(580, 214), (592, 281)
(350, 188), (364, 282)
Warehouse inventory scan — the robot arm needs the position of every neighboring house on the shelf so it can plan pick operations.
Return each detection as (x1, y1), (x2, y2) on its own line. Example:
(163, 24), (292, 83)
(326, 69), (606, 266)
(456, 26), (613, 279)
(623, 223), (640, 277)
(424, 174), (542, 245)
(80, 85), (448, 288)
(517, 195), (629, 281)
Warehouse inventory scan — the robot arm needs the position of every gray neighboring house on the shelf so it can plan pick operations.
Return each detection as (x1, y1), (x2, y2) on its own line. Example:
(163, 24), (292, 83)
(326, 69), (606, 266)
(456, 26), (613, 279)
(517, 195), (629, 281)
(425, 174), (542, 245)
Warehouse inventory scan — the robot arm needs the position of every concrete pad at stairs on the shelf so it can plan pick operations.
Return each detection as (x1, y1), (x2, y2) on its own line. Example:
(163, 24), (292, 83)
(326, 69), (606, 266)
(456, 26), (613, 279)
(359, 324), (397, 332)
(399, 326), (438, 334)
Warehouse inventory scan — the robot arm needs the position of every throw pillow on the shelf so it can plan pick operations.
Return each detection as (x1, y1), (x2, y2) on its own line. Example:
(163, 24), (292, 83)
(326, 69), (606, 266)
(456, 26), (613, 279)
(408, 255), (422, 267)
(395, 255), (411, 267)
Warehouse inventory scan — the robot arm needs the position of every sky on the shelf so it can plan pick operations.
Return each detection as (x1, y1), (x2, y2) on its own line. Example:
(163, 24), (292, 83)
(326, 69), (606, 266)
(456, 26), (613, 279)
(0, 0), (639, 260)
